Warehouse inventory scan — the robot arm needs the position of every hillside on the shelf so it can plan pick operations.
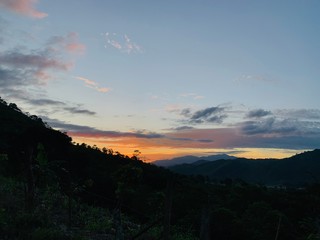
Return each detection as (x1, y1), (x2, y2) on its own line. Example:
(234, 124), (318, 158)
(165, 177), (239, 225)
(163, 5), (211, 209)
(1, 97), (320, 240)
(170, 150), (320, 186)
(0, 98), (172, 239)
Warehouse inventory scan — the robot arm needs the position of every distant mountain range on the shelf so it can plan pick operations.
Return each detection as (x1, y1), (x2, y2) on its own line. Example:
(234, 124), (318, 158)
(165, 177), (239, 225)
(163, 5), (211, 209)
(168, 150), (320, 187)
(152, 154), (237, 167)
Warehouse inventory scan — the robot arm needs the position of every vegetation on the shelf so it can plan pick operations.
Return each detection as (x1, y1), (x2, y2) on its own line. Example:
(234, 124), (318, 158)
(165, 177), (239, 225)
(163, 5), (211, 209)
(1, 97), (320, 239)
(169, 150), (320, 187)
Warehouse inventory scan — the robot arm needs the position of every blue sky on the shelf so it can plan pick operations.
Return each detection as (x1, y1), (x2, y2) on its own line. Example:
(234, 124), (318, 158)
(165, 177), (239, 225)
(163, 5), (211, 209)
(0, 0), (319, 161)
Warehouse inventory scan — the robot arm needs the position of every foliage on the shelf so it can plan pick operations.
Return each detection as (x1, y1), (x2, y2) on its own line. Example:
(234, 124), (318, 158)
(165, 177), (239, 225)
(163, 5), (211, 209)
(1, 97), (320, 239)
(170, 150), (320, 187)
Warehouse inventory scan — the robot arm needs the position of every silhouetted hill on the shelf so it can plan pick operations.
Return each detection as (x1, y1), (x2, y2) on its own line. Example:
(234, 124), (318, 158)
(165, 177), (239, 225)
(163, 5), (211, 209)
(170, 150), (320, 186)
(153, 154), (236, 167)
(0, 98), (72, 166)
(2, 97), (320, 239)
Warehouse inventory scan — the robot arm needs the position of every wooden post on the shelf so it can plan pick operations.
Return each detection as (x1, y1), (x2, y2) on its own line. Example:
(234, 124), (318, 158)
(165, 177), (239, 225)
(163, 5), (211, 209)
(200, 206), (210, 240)
(274, 215), (281, 240)
(163, 175), (174, 240)
(114, 208), (124, 240)
(68, 193), (72, 229)
(25, 145), (35, 212)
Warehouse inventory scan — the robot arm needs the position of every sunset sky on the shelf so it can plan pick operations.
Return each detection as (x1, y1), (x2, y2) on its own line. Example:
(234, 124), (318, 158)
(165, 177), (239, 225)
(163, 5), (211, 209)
(0, 0), (319, 161)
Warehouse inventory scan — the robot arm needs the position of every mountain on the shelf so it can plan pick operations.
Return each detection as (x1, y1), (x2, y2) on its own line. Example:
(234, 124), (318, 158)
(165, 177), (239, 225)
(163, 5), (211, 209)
(152, 154), (237, 167)
(170, 150), (320, 186)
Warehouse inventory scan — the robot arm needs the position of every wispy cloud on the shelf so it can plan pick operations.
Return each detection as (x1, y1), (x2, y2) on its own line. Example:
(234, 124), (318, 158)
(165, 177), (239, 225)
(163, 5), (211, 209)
(103, 32), (143, 54)
(0, 92), (97, 117)
(28, 98), (65, 106)
(0, 67), (25, 87)
(47, 32), (86, 54)
(160, 104), (320, 152)
(0, 48), (72, 89)
(0, 50), (71, 71)
(167, 119), (320, 150)
(0, 32), (85, 94)
(275, 109), (320, 120)
(41, 117), (213, 145)
(39, 107), (320, 157)
(63, 107), (96, 116)
(74, 76), (110, 93)
(179, 93), (204, 100)
(236, 74), (276, 84)
(123, 34), (142, 54)
(246, 109), (272, 118)
(180, 106), (228, 124)
(240, 107), (320, 137)
(241, 117), (297, 136)
(169, 126), (195, 131)
(0, 0), (48, 18)
(43, 117), (166, 139)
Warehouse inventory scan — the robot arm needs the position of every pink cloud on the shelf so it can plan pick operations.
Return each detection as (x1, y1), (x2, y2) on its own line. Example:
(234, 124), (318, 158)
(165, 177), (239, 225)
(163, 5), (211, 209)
(0, 0), (48, 18)
(0, 51), (71, 71)
(108, 40), (122, 50)
(48, 115), (320, 161)
(97, 87), (110, 93)
(104, 32), (142, 54)
(0, 33), (85, 88)
(0, 49), (73, 86)
(74, 76), (110, 93)
(66, 43), (86, 54)
(47, 32), (86, 54)
(34, 70), (51, 82)
(75, 76), (96, 86)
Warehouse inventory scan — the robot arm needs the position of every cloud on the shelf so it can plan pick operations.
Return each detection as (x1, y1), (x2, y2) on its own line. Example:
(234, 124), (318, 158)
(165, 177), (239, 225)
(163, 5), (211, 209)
(236, 74), (276, 84)
(103, 32), (142, 54)
(0, 0), (48, 18)
(179, 93), (204, 100)
(240, 107), (320, 138)
(181, 106), (227, 124)
(66, 42), (86, 54)
(41, 117), (214, 146)
(36, 104), (319, 159)
(31, 100), (97, 116)
(180, 108), (191, 117)
(0, 32), (85, 92)
(170, 126), (195, 131)
(41, 112), (319, 155)
(241, 117), (297, 135)
(165, 125), (320, 150)
(74, 76), (110, 93)
(47, 32), (85, 54)
(28, 98), (65, 106)
(246, 109), (272, 118)
(0, 91), (97, 117)
(0, 50), (71, 71)
(123, 34), (142, 54)
(161, 104), (320, 151)
(63, 107), (96, 116)
(275, 109), (320, 120)
(240, 116), (320, 137)
(0, 48), (72, 89)
(42, 117), (165, 139)
(0, 67), (25, 87)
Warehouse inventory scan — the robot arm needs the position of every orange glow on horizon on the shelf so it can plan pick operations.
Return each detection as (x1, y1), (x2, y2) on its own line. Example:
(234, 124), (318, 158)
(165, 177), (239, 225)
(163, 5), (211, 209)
(70, 135), (306, 162)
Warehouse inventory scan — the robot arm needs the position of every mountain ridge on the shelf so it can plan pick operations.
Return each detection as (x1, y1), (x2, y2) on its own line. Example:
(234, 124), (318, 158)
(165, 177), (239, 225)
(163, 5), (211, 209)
(152, 153), (237, 167)
(169, 149), (320, 186)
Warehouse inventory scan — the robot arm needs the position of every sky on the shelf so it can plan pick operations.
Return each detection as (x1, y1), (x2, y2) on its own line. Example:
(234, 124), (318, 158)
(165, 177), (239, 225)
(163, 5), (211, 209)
(0, 0), (319, 161)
